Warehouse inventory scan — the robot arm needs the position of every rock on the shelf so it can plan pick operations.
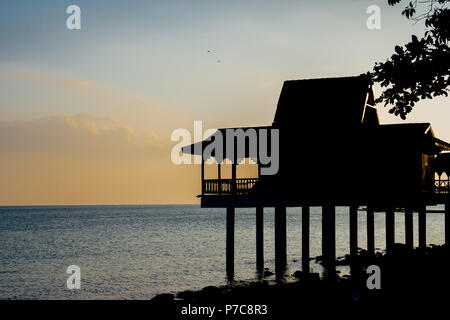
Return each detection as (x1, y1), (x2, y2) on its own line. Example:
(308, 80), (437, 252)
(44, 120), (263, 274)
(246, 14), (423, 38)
(150, 293), (174, 304)
(293, 270), (304, 278)
(201, 286), (222, 297)
(263, 270), (274, 277)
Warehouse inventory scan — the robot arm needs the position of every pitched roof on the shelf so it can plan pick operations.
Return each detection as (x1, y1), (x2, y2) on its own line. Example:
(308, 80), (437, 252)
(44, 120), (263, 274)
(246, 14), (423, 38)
(371, 123), (450, 153)
(272, 74), (377, 129)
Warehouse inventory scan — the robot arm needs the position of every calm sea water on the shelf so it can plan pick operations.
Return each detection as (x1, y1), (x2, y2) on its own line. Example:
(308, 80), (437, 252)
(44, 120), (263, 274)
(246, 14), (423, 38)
(0, 204), (446, 299)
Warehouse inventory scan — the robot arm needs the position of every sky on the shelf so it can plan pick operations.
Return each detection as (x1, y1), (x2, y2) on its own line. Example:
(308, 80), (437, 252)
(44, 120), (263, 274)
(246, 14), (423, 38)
(0, 0), (449, 205)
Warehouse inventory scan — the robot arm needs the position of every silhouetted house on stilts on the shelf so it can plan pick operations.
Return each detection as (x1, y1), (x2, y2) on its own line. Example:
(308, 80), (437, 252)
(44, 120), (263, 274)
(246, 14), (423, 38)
(182, 75), (450, 279)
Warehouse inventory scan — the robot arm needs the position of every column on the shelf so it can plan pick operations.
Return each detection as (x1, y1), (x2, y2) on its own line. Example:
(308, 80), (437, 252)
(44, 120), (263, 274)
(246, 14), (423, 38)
(418, 205), (426, 248)
(349, 205), (358, 258)
(302, 206), (310, 274)
(367, 206), (375, 255)
(405, 207), (413, 250)
(218, 163), (222, 195)
(275, 206), (287, 278)
(322, 204), (336, 276)
(226, 207), (235, 281)
(445, 202), (450, 246)
(386, 208), (395, 254)
(256, 206), (264, 272)
(201, 158), (205, 195)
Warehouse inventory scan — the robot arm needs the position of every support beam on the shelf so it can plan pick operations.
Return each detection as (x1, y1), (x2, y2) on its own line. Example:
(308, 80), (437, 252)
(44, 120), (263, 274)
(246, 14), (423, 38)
(231, 162), (236, 196)
(302, 206), (310, 274)
(322, 204), (336, 276)
(349, 205), (358, 258)
(201, 159), (205, 195)
(275, 206), (287, 278)
(386, 208), (395, 254)
(446, 203), (450, 247)
(405, 207), (413, 250)
(367, 206), (375, 255)
(226, 207), (235, 281)
(418, 205), (426, 248)
(256, 206), (264, 272)
(218, 163), (222, 195)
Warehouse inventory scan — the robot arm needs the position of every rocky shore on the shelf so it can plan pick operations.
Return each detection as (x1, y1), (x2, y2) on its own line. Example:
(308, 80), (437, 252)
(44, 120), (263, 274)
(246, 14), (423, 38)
(151, 244), (450, 317)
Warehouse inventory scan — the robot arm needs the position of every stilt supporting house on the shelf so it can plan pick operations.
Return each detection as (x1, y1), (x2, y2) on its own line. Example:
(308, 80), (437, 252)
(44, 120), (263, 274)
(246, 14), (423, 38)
(419, 206), (426, 248)
(349, 205), (358, 258)
(405, 207), (414, 250)
(256, 206), (264, 272)
(302, 206), (310, 274)
(322, 204), (336, 275)
(367, 206), (375, 255)
(226, 207), (235, 280)
(446, 203), (450, 246)
(181, 75), (450, 281)
(275, 206), (287, 277)
(386, 208), (395, 254)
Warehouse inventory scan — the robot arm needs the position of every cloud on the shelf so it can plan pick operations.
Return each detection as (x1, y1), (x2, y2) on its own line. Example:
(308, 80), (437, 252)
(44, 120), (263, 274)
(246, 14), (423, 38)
(8, 70), (152, 105)
(0, 114), (163, 155)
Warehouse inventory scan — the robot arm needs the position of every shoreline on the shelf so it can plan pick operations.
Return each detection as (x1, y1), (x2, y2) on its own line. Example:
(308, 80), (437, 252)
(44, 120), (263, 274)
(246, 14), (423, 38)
(151, 244), (450, 315)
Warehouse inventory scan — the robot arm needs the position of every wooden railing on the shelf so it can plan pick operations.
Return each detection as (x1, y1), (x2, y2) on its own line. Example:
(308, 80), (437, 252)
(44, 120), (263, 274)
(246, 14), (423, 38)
(435, 180), (450, 194)
(203, 178), (258, 195)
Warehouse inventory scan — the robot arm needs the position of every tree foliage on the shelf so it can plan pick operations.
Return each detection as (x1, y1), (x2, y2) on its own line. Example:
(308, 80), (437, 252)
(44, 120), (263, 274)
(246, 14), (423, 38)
(372, 0), (449, 119)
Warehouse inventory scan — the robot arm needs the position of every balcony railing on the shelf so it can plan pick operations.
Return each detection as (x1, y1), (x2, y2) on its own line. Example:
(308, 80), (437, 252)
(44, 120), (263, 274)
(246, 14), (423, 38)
(435, 180), (450, 194)
(203, 178), (258, 196)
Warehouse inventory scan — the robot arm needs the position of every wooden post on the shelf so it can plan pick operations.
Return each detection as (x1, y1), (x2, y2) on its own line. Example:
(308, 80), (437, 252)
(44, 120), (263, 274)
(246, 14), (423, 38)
(405, 207), (413, 250)
(231, 162), (237, 196)
(275, 206), (287, 277)
(367, 206), (375, 255)
(201, 158), (205, 195)
(256, 206), (264, 272)
(218, 163), (222, 195)
(257, 163), (261, 180)
(418, 205), (426, 248)
(386, 208), (395, 254)
(302, 206), (310, 274)
(322, 204), (336, 276)
(446, 203), (450, 247)
(226, 207), (235, 281)
(349, 205), (358, 258)
(438, 173), (441, 193)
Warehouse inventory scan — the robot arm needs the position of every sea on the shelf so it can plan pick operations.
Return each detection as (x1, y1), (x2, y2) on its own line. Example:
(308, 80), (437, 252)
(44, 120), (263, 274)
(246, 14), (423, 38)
(0, 204), (446, 300)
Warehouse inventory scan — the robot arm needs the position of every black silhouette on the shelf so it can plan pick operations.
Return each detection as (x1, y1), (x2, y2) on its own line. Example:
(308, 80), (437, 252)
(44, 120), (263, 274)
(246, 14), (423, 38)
(373, 0), (449, 118)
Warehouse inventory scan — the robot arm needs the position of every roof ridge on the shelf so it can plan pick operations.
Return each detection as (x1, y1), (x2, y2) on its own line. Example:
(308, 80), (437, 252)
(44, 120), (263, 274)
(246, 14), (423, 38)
(284, 74), (368, 83)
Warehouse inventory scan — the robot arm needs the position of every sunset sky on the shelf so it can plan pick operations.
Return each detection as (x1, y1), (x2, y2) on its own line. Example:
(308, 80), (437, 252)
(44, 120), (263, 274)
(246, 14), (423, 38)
(1, 0), (449, 205)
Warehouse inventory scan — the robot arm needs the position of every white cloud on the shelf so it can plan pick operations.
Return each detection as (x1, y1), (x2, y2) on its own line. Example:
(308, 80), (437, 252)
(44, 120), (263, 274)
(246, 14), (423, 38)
(0, 114), (163, 155)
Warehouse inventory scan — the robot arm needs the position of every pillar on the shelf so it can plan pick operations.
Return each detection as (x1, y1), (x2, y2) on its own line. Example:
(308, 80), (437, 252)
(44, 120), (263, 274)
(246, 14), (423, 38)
(302, 206), (310, 274)
(386, 208), (395, 254)
(405, 207), (413, 250)
(218, 163), (222, 195)
(226, 207), (235, 281)
(201, 159), (205, 195)
(256, 206), (264, 272)
(275, 206), (287, 277)
(231, 162), (236, 195)
(322, 204), (336, 275)
(418, 205), (426, 248)
(446, 203), (450, 246)
(367, 206), (375, 255)
(349, 205), (358, 258)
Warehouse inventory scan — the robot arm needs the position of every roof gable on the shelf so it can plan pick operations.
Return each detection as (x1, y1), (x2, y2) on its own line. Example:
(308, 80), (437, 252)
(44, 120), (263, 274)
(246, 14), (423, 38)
(272, 75), (378, 130)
